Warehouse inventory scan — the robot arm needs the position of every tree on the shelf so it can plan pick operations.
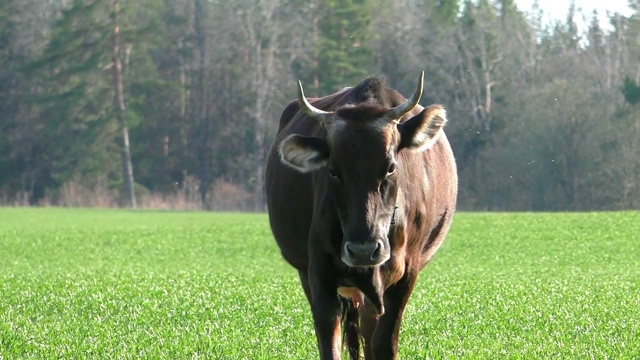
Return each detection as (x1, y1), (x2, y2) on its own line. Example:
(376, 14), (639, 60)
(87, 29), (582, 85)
(236, 0), (286, 211)
(0, 1), (11, 147)
(111, 0), (136, 208)
(622, 76), (640, 105)
(0, 0), (16, 197)
(20, 0), (115, 202)
(1, 0), (639, 210)
(0, 0), (76, 203)
(313, 0), (374, 95)
(14, 0), (167, 205)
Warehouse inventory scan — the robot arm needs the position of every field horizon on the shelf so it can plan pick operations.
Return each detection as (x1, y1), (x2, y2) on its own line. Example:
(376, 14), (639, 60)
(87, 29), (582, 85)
(1, 208), (638, 358)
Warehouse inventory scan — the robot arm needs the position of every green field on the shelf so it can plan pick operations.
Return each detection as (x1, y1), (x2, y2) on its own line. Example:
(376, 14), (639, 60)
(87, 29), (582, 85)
(1, 208), (639, 359)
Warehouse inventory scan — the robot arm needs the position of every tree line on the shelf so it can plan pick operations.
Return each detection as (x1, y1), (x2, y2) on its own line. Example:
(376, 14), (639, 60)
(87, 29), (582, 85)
(0, 0), (638, 211)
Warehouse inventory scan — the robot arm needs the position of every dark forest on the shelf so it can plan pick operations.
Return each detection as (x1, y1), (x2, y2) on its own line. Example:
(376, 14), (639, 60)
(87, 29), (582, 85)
(1, 0), (638, 210)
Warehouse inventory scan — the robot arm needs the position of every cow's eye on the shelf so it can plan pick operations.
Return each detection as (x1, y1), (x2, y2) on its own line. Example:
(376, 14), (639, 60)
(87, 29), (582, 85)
(328, 168), (341, 182)
(387, 163), (397, 176)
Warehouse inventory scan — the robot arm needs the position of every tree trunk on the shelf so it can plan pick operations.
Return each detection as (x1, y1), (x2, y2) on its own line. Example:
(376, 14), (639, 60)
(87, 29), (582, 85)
(194, 0), (211, 210)
(112, 0), (136, 208)
(253, 127), (265, 212)
(252, 41), (266, 212)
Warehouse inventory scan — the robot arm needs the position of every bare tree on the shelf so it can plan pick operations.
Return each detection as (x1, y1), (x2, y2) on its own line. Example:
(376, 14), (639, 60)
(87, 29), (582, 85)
(236, 0), (305, 211)
(193, 0), (211, 209)
(111, 0), (136, 208)
(455, 1), (503, 141)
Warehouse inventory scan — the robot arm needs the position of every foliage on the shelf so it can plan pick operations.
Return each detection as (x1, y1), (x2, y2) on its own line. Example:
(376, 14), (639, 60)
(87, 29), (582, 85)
(0, 0), (639, 210)
(313, 0), (374, 94)
(622, 76), (640, 105)
(23, 0), (114, 199)
(0, 209), (639, 358)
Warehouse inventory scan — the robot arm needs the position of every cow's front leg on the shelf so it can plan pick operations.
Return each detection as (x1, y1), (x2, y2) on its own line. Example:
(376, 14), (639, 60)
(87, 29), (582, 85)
(309, 258), (342, 359)
(370, 271), (418, 360)
(359, 300), (378, 360)
(311, 290), (342, 359)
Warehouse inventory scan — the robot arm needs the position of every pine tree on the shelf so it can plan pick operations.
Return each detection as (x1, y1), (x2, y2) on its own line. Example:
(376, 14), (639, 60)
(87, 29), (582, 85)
(314, 0), (374, 95)
(622, 77), (640, 105)
(0, 0), (68, 202)
(22, 0), (115, 201)
(433, 0), (460, 25)
(20, 0), (167, 205)
(0, 0), (13, 190)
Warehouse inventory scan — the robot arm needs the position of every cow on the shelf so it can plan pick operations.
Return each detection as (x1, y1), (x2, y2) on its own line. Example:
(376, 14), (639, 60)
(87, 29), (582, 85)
(265, 72), (458, 360)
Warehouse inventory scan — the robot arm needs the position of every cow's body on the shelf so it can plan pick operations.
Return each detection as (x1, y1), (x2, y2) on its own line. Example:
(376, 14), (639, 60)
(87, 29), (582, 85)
(265, 73), (457, 360)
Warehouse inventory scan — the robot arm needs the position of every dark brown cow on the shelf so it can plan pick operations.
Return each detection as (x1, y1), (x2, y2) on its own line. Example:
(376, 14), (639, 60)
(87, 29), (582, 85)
(265, 72), (457, 360)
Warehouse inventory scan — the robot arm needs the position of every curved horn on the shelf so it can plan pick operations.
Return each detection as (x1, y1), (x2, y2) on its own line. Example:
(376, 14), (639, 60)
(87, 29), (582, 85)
(384, 71), (424, 121)
(297, 80), (332, 124)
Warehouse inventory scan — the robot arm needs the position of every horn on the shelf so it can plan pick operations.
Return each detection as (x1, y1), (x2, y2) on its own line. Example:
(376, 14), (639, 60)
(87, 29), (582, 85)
(297, 80), (332, 125)
(384, 71), (424, 121)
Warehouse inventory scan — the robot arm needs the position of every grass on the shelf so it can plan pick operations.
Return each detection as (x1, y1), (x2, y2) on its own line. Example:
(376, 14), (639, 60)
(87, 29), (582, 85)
(0, 208), (639, 359)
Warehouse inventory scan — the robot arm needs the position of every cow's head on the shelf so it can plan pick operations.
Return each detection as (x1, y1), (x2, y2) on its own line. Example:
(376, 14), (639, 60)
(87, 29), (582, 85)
(279, 72), (447, 267)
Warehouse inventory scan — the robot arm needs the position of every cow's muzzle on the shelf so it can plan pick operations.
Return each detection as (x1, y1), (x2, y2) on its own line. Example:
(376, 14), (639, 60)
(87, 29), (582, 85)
(342, 239), (390, 267)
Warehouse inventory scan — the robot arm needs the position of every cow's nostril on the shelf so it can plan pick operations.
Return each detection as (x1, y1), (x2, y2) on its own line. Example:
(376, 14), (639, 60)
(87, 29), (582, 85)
(345, 243), (356, 258)
(371, 241), (382, 260)
(342, 240), (389, 266)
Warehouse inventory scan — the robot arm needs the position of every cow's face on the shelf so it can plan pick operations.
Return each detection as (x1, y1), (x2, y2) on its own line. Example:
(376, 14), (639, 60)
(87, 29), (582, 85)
(279, 73), (447, 267)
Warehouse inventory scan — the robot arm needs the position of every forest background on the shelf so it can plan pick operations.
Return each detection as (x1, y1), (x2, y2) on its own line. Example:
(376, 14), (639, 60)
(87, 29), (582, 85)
(0, 0), (638, 211)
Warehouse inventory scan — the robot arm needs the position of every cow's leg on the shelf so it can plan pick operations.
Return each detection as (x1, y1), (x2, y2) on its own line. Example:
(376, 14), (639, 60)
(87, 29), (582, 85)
(298, 270), (312, 305)
(359, 300), (378, 360)
(311, 286), (342, 359)
(370, 272), (418, 360)
(300, 269), (342, 359)
(309, 260), (342, 360)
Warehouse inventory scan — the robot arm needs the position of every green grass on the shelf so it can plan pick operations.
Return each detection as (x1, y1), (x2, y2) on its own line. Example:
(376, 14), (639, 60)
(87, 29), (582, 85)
(1, 208), (639, 359)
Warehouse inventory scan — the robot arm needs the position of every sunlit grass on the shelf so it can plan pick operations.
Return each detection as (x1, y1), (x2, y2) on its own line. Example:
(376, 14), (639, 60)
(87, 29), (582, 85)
(1, 208), (638, 358)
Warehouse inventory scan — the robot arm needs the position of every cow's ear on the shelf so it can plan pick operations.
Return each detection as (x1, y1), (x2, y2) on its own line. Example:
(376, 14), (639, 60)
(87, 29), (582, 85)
(279, 134), (330, 172)
(397, 105), (447, 151)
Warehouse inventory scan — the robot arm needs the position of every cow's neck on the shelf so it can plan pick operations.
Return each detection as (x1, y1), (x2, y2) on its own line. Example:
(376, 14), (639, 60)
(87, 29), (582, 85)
(340, 265), (385, 316)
